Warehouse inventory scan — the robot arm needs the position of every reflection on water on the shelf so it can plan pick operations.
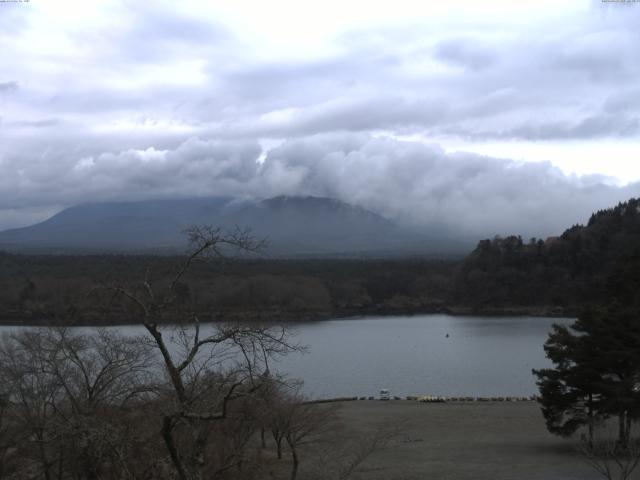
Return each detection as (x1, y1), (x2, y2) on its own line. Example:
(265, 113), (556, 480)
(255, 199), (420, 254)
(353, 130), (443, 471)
(0, 314), (572, 399)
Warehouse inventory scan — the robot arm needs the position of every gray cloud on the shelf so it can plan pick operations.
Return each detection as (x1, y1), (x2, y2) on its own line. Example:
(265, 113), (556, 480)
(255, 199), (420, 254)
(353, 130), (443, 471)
(229, 96), (449, 139)
(3, 2), (640, 144)
(72, 4), (230, 64)
(0, 81), (18, 93)
(547, 27), (635, 81)
(510, 115), (639, 140)
(10, 118), (59, 128)
(0, 138), (262, 213)
(191, 8), (640, 142)
(603, 88), (640, 113)
(258, 133), (640, 237)
(434, 38), (497, 71)
(2, 132), (638, 238)
(445, 112), (640, 141)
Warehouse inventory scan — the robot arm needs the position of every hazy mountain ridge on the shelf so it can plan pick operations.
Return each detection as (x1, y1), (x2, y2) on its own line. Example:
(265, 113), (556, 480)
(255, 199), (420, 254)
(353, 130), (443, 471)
(0, 196), (470, 256)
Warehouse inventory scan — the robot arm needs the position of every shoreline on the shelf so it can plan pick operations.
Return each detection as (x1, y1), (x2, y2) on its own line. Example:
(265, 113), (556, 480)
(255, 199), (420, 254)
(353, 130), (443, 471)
(0, 304), (577, 327)
(305, 396), (538, 404)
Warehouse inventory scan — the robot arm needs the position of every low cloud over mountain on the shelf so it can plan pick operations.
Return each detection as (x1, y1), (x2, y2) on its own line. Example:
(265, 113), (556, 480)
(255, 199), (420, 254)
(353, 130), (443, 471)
(2, 133), (639, 240)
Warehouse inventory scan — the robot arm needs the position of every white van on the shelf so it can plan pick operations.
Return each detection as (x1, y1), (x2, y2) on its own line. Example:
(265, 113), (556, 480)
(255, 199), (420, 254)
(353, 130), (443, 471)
(379, 389), (390, 400)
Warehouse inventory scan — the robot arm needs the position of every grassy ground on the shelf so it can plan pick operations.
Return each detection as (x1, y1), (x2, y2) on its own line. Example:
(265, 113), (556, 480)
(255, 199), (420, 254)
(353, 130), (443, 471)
(331, 400), (605, 480)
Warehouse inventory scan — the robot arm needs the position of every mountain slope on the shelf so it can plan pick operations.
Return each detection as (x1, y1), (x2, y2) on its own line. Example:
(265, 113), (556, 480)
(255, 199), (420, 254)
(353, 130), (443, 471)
(0, 198), (232, 251)
(0, 196), (469, 256)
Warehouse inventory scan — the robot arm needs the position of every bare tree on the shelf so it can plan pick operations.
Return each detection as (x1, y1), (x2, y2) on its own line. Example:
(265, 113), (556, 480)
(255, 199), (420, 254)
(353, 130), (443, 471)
(101, 226), (300, 480)
(0, 327), (158, 480)
(0, 330), (63, 480)
(308, 419), (406, 480)
(43, 328), (155, 480)
(258, 380), (337, 478)
(0, 389), (14, 479)
(580, 436), (640, 480)
(282, 398), (337, 480)
(257, 381), (400, 480)
(40, 328), (154, 413)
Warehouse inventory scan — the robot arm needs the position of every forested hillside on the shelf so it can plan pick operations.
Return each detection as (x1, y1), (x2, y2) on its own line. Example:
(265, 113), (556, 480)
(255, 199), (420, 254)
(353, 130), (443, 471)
(0, 254), (457, 325)
(454, 198), (640, 310)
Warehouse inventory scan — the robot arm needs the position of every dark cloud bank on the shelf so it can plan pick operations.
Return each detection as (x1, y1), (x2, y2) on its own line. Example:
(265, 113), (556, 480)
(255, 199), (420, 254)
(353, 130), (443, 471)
(2, 133), (638, 239)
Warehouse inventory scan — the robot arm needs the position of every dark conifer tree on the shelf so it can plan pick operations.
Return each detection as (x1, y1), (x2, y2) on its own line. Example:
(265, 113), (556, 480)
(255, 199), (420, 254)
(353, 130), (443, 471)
(534, 304), (640, 447)
(534, 321), (603, 445)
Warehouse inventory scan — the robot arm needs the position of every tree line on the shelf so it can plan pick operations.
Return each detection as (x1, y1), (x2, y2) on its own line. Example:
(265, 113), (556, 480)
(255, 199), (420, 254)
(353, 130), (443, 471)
(0, 253), (457, 326)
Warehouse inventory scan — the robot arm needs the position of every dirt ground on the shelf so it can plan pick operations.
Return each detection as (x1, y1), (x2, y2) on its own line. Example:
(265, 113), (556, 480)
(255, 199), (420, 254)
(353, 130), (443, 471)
(332, 400), (612, 480)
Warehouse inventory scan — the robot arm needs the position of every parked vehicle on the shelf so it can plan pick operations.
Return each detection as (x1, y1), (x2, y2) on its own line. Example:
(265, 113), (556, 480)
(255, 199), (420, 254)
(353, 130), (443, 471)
(380, 389), (390, 400)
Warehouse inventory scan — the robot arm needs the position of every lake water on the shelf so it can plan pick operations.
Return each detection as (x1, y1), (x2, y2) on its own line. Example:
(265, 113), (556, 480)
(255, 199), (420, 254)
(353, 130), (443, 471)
(0, 314), (571, 399)
(275, 315), (571, 398)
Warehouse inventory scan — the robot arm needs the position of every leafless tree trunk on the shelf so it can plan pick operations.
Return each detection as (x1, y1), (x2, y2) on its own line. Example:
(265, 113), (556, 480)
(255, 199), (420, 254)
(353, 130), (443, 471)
(101, 225), (299, 480)
(273, 429), (285, 459)
(286, 433), (300, 480)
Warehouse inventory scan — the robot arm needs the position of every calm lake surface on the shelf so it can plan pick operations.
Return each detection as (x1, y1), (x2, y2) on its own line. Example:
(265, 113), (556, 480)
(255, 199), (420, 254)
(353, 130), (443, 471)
(275, 315), (571, 398)
(1, 314), (571, 399)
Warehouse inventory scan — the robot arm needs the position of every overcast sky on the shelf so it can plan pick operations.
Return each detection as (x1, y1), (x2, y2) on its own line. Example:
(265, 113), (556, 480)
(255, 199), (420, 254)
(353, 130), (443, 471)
(1, 0), (639, 237)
